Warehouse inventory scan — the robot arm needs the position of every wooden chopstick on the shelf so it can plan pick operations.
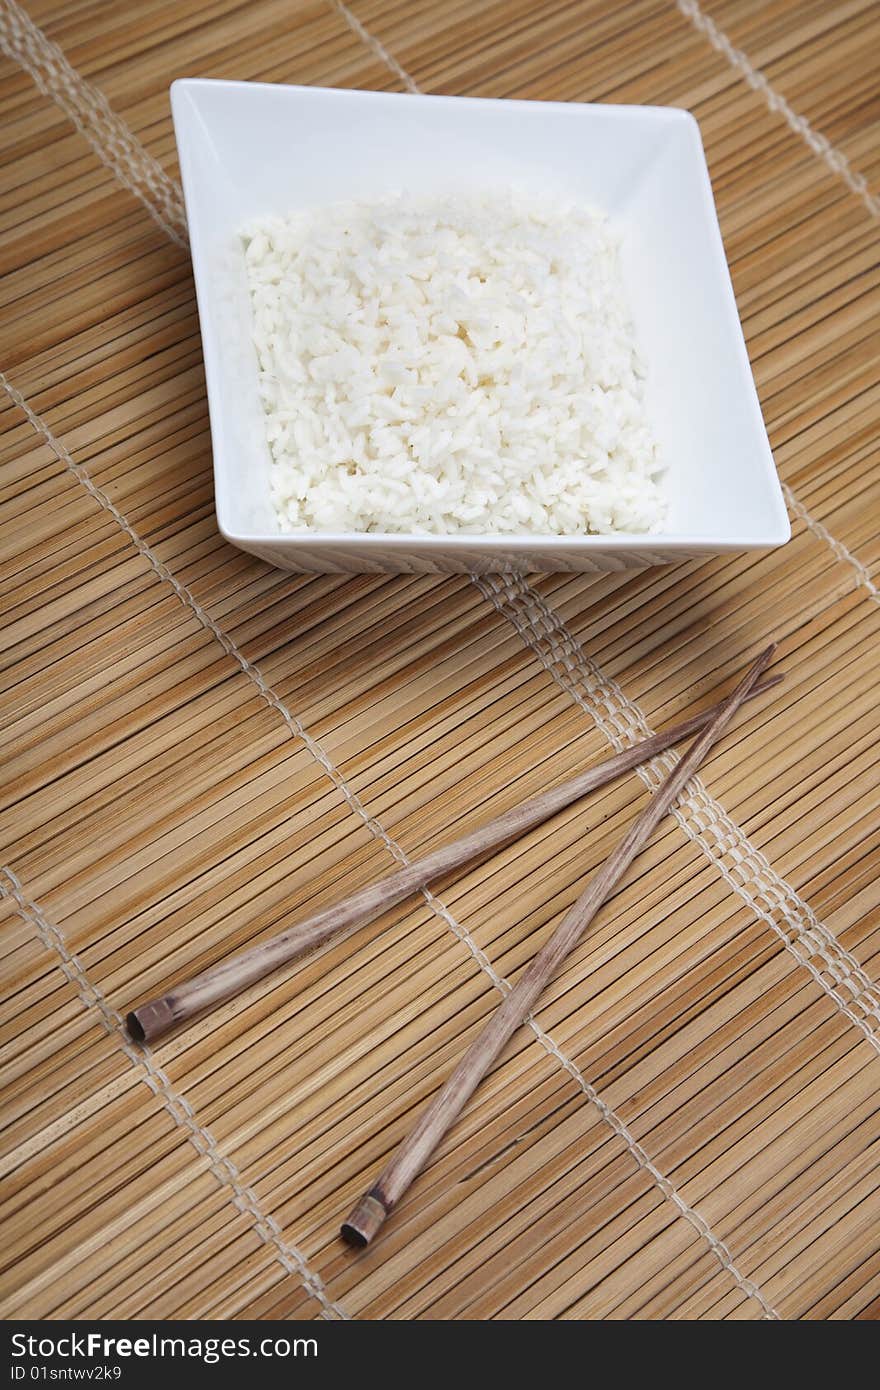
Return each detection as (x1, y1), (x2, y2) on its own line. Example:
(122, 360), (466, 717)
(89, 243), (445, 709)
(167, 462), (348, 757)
(126, 672), (781, 1044)
(341, 644), (776, 1247)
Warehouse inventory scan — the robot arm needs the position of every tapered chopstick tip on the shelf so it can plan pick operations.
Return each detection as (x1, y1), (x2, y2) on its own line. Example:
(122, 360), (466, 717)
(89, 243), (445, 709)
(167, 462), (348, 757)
(734, 643), (777, 699)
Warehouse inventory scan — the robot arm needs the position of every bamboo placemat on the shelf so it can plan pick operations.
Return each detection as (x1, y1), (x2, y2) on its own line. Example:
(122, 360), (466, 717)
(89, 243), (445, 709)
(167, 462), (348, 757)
(2, 0), (879, 1321)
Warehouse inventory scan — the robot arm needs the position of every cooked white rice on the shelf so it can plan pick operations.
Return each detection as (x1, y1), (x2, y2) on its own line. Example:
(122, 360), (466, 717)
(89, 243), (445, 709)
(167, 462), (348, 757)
(243, 191), (665, 535)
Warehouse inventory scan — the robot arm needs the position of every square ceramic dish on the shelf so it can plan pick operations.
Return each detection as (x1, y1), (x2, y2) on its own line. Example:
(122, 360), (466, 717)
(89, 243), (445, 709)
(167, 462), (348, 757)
(171, 79), (789, 574)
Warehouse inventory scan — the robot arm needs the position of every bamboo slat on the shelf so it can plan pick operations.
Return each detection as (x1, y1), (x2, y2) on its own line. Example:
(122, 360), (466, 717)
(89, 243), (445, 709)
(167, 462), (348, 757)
(2, 0), (879, 1321)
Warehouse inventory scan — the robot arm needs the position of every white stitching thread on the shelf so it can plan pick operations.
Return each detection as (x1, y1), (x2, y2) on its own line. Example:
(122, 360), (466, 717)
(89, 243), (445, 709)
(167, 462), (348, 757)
(0, 0), (794, 1315)
(328, 0), (880, 609)
(0, 0), (188, 246)
(2, 376), (778, 1319)
(0, 866), (348, 1320)
(476, 572), (880, 1056)
(9, 0), (869, 1316)
(783, 483), (879, 605)
(676, 0), (880, 595)
(328, 0), (419, 92)
(464, 965), (779, 1316)
(2, 0), (873, 603)
(4, 0), (870, 1316)
(0, 368), (422, 857)
(676, 0), (880, 218)
(317, 0), (880, 1064)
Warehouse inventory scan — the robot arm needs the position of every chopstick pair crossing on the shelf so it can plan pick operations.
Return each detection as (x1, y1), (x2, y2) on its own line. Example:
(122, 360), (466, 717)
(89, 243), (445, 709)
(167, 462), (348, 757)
(341, 645), (776, 1246)
(127, 668), (781, 1045)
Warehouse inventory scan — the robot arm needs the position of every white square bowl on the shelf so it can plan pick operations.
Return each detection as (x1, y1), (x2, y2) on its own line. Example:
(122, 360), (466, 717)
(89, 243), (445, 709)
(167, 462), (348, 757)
(171, 78), (789, 574)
